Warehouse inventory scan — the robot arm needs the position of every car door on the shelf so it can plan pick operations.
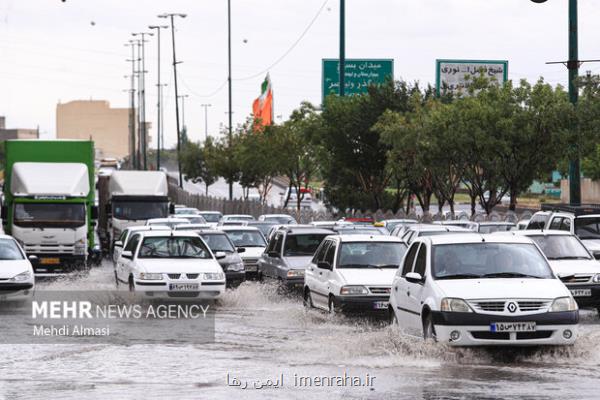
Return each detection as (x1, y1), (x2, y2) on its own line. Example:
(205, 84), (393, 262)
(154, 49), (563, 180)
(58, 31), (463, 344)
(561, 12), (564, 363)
(259, 232), (278, 278)
(117, 233), (140, 282)
(273, 233), (287, 279)
(266, 233), (283, 278)
(113, 229), (129, 264)
(404, 242), (428, 334)
(316, 239), (337, 307)
(393, 242), (419, 328)
(306, 240), (331, 309)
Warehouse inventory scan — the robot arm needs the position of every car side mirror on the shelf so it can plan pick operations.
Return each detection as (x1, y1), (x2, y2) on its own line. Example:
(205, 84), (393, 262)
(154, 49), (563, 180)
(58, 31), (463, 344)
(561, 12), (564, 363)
(236, 247), (246, 254)
(215, 251), (227, 260)
(405, 272), (423, 283)
(91, 206), (98, 220)
(557, 272), (575, 281)
(169, 204), (175, 214)
(121, 250), (133, 260)
(594, 253), (600, 261)
(28, 255), (38, 262)
(268, 251), (280, 258)
(317, 261), (332, 270)
(114, 240), (123, 248)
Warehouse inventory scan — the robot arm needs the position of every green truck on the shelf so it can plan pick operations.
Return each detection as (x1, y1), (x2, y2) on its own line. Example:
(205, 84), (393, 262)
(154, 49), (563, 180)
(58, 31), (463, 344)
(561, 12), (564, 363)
(1, 140), (97, 272)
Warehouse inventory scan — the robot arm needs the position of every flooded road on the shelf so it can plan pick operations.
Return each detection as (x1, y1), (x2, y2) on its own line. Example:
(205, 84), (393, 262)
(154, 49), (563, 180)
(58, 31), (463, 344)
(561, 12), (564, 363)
(1, 260), (600, 400)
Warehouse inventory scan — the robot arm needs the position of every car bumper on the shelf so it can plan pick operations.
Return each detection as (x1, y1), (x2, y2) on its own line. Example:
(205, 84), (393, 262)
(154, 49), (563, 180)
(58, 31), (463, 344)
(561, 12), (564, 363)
(0, 283), (34, 301)
(225, 271), (246, 287)
(431, 311), (579, 346)
(566, 283), (600, 308)
(335, 295), (390, 313)
(134, 280), (226, 299)
(281, 277), (304, 290)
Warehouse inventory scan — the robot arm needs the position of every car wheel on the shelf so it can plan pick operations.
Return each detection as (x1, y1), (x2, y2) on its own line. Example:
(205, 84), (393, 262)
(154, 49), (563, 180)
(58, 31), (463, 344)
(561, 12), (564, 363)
(423, 313), (437, 342)
(303, 288), (313, 308)
(328, 295), (337, 314)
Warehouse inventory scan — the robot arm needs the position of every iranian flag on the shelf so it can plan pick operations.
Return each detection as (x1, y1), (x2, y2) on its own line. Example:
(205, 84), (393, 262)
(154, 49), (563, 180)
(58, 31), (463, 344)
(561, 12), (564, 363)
(252, 73), (273, 127)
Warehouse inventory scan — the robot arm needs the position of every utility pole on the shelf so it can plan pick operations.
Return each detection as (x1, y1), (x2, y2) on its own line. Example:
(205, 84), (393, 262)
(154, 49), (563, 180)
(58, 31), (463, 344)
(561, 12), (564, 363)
(149, 25), (169, 171)
(201, 103), (212, 141)
(134, 39), (142, 170)
(159, 12), (186, 188)
(227, 0), (233, 200)
(132, 31), (153, 171)
(125, 41), (137, 169)
(339, 0), (345, 96)
(178, 94), (189, 133)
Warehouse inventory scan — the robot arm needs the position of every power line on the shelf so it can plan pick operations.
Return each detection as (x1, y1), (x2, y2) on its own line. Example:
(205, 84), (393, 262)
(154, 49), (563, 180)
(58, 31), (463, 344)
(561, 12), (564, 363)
(179, 74), (228, 98)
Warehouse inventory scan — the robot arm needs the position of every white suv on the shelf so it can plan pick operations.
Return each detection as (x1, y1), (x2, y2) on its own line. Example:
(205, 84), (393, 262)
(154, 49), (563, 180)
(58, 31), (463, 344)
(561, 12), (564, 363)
(389, 234), (578, 346)
(303, 235), (408, 314)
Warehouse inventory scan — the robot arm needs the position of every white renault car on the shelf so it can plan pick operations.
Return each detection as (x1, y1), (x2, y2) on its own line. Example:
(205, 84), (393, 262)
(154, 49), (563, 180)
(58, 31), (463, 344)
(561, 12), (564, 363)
(304, 235), (408, 314)
(0, 235), (35, 301)
(508, 230), (600, 314)
(115, 231), (226, 299)
(389, 234), (578, 346)
(220, 226), (267, 279)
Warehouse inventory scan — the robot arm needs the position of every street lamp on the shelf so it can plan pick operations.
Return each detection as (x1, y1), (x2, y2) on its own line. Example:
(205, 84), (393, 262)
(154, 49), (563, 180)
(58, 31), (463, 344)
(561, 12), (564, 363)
(148, 24), (169, 171)
(178, 94), (189, 134)
(531, 0), (580, 204)
(201, 104), (212, 141)
(132, 31), (153, 171)
(159, 12), (187, 188)
(227, 0), (233, 200)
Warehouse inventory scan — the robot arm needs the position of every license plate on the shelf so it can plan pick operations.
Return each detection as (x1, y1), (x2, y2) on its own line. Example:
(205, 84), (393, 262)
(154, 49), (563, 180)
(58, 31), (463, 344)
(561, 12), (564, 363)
(571, 288), (592, 297)
(490, 322), (536, 332)
(169, 283), (199, 291)
(40, 257), (60, 265)
(373, 301), (389, 310)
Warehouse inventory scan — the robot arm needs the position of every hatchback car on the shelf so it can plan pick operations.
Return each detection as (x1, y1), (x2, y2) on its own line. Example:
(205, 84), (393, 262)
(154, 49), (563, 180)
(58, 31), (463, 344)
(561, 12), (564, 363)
(389, 234), (578, 346)
(0, 236), (35, 301)
(304, 235), (408, 314)
(114, 231), (226, 299)
(197, 230), (246, 287)
(258, 227), (332, 289)
(197, 211), (223, 228)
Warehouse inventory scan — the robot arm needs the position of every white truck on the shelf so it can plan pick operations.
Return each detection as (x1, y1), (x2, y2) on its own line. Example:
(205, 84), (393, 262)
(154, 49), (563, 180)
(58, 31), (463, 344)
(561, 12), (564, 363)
(98, 170), (172, 252)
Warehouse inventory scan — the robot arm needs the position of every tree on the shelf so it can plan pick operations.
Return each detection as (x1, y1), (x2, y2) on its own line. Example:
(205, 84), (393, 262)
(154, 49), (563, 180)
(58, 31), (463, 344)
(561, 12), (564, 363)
(180, 138), (219, 195)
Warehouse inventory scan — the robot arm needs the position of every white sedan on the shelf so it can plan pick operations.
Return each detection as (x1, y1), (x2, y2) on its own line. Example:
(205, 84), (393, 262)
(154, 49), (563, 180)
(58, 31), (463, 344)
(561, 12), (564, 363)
(0, 236), (35, 301)
(115, 231), (226, 299)
(389, 234), (578, 346)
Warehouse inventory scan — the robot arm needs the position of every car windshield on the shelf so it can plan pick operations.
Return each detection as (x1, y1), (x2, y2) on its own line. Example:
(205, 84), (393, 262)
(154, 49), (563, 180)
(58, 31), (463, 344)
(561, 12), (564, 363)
(0, 239), (24, 260)
(283, 234), (329, 256)
(529, 235), (591, 260)
(200, 234), (236, 253)
(113, 201), (169, 220)
(338, 242), (407, 268)
(247, 222), (276, 236)
(174, 208), (197, 215)
(432, 243), (554, 280)
(138, 236), (211, 259)
(200, 213), (221, 223)
(225, 230), (266, 247)
(264, 216), (296, 224)
(575, 217), (600, 240)
(478, 224), (514, 234)
(14, 203), (85, 228)
(183, 216), (207, 224)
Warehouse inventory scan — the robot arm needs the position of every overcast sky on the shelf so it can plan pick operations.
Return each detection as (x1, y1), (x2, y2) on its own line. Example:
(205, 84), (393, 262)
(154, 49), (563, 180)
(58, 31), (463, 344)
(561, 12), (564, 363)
(2, 0), (600, 147)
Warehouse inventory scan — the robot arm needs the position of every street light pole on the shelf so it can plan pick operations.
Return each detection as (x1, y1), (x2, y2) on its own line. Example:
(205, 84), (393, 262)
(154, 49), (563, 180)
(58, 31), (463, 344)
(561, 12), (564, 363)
(178, 94), (189, 137)
(149, 25), (169, 171)
(339, 0), (345, 97)
(201, 103), (212, 142)
(132, 31), (153, 171)
(227, 0), (233, 200)
(125, 41), (137, 169)
(159, 12), (187, 188)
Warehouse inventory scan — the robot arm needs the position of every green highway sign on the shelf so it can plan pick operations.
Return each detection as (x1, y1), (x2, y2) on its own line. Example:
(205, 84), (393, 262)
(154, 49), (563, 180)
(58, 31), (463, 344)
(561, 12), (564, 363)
(436, 59), (508, 96)
(322, 59), (394, 101)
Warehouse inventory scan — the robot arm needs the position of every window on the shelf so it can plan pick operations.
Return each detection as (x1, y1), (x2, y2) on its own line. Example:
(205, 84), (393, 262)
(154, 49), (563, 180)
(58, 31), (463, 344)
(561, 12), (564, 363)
(337, 241), (406, 269)
(527, 214), (549, 230)
(118, 230), (128, 244)
(575, 217), (600, 240)
(414, 244), (427, 278)
(200, 234), (235, 253)
(324, 241), (337, 265)
(0, 239), (24, 260)
(560, 218), (571, 232)
(14, 203), (85, 228)
(138, 236), (211, 259)
(402, 243), (419, 276)
(529, 235), (591, 260)
(225, 230), (267, 247)
(124, 234), (140, 253)
(549, 218), (562, 230)
(283, 234), (329, 256)
(113, 201), (169, 221)
(312, 240), (330, 264)
(266, 233), (281, 253)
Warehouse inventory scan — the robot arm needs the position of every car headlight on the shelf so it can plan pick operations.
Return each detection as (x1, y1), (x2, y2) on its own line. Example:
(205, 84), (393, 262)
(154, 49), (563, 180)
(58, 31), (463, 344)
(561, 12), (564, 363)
(287, 269), (305, 278)
(226, 262), (244, 272)
(10, 271), (32, 282)
(550, 297), (578, 312)
(440, 298), (473, 313)
(340, 285), (368, 295)
(204, 272), (225, 280)
(138, 272), (163, 280)
(592, 274), (600, 284)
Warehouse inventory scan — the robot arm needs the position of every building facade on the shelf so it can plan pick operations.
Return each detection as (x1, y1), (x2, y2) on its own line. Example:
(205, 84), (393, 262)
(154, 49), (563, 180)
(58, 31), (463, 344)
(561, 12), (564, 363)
(56, 100), (148, 160)
(0, 116), (39, 140)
